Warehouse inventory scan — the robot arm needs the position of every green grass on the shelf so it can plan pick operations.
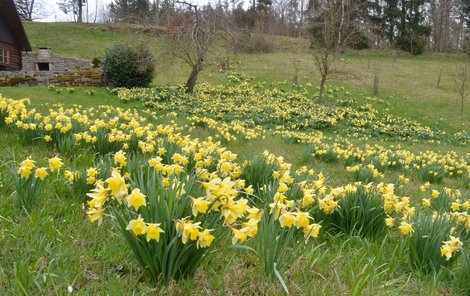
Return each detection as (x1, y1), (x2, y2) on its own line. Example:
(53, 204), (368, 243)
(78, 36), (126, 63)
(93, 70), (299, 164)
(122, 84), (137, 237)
(0, 86), (118, 108)
(0, 22), (468, 295)
(0, 94), (467, 294)
(0, 86), (467, 192)
(24, 22), (167, 61)
(0, 86), (467, 188)
(21, 22), (469, 133)
(0, 136), (457, 295)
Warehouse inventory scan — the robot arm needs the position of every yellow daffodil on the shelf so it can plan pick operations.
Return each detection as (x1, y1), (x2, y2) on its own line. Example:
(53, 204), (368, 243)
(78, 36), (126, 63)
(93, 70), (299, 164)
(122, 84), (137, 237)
(303, 223), (322, 240)
(421, 198), (431, 207)
(399, 221), (413, 235)
(126, 188), (147, 210)
(279, 212), (296, 228)
(196, 229), (215, 248)
(385, 216), (395, 227)
(106, 171), (127, 199)
(146, 223), (164, 242)
(440, 236), (463, 261)
(231, 227), (248, 245)
(114, 150), (127, 167)
(126, 215), (148, 235)
(35, 167), (48, 181)
(295, 211), (311, 229)
(87, 208), (105, 226)
(48, 156), (63, 171)
(191, 197), (211, 216)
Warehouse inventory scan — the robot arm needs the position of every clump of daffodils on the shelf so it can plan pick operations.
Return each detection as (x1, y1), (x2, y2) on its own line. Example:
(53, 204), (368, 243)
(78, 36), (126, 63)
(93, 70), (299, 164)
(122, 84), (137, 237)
(9, 157), (59, 209)
(347, 163), (384, 183)
(85, 148), (262, 283)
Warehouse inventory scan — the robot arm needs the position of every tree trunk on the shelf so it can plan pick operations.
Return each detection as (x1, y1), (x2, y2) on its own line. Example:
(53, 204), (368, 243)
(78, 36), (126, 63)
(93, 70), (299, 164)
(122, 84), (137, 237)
(78, 0), (83, 23)
(298, 0), (304, 38)
(318, 75), (326, 103)
(28, 0), (35, 21)
(373, 74), (379, 96)
(186, 66), (199, 94)
(436, 68), (442, 89)
(462, 94), (464, 113)
(185, 58), (203, 94)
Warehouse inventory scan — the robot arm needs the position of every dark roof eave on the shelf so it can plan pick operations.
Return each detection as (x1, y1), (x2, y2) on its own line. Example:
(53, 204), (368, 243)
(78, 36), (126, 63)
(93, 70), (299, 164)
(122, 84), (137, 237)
(0, 0), (32, 51)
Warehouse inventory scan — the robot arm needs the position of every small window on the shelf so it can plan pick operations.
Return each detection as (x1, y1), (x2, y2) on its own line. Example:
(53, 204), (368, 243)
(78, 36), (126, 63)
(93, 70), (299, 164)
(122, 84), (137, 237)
(0, 50), (8, 64)
(37, 63), (50, 71)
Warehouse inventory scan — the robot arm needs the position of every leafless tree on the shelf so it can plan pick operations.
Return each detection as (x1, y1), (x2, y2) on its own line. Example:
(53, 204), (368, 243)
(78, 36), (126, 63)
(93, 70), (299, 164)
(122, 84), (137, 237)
(15, 0), (47, 21)
(430, 0), (454, 52)
(58, 0), (86, 23)
(170, 1), (218, 93)
(436, 67), (442, 89)
(310, 0), (362, 103)
(453, 63), (468, 113)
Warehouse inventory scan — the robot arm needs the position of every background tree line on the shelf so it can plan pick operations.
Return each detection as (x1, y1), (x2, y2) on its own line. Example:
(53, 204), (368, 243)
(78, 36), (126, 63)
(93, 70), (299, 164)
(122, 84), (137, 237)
(13, 0), (470, 55)
(99, 0), (470, 55)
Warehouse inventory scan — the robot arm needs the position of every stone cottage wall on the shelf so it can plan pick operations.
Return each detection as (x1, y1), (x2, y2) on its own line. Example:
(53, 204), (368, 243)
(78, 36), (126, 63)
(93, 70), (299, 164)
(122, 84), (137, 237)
(0, 48), (101, 86)
(0, 68), (102, 86)
(22, 50), (91, 72)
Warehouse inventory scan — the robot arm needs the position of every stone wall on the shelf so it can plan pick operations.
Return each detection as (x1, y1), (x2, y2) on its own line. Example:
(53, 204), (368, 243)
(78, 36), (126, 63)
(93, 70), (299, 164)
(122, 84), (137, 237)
(0, 48), (102, 86)
(0, 68), (102, 86)
(22, 48), (91, 72)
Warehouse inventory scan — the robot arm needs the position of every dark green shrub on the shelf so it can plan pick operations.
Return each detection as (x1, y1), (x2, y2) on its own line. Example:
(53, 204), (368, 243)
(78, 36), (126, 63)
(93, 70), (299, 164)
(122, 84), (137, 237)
(430, 191), (452, 213)
(463, 171), (469, 189)
(301, 144), (315, 163)
(91, 57), (100, 68)
(232, 32), (273, 54)
(314, 148), (338, 163)
(101, 41), (155, 88)
(353, 168), (374, 183)
(351, 33), (370, 50)
(396, 33), (429, 55)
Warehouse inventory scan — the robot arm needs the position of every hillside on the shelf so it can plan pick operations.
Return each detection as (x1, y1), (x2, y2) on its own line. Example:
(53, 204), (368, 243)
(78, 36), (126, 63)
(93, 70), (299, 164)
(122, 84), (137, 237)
(0, 22), (468, 295)
(22, 22), (468, 134)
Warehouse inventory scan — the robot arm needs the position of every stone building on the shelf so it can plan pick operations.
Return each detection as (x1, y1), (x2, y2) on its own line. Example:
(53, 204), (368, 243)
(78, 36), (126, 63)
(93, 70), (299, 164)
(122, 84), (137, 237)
(21, 47), (91, 72)
(0, 0), (101, 86)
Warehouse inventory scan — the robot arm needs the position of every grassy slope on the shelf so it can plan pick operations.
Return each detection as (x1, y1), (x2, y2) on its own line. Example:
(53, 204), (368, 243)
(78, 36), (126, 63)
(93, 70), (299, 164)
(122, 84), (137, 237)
(5, 22), (469, 189)
(0, 22), (468, 295)
(24, 22), (166, 61)
(21, 22), (469, 133)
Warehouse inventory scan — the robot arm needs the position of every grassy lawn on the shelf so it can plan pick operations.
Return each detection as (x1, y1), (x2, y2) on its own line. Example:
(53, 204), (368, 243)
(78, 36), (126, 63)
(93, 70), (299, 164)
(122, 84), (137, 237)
(0, 102), (466, 294)
(22, 22), (469, 133)
(0, 85), (468, 178)
(0, 86), (468, 295)
(0, 22), (468, 295)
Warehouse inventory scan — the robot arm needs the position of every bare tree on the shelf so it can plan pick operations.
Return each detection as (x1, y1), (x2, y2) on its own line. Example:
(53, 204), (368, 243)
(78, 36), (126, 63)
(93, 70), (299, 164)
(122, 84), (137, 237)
(310, 0), (362, 102)
(430, 0), (454, 52)
(453, 63), (468, 113)
(298, 0), (305, 37)
(170, 1), (218, 93)
(57, 0), (87, 23)
(15, 0), (47, 21)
